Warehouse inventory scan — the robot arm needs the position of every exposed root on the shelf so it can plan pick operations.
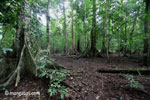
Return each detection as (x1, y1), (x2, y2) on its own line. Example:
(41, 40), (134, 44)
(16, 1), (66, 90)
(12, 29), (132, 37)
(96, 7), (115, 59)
(0, 70), (17, 88)
(0, 29), (66, 89)
(0, 71), (14, 84)
(0, 45), (25, 88)
(15, 45), (25, 87)
(25, 44), (38, 76)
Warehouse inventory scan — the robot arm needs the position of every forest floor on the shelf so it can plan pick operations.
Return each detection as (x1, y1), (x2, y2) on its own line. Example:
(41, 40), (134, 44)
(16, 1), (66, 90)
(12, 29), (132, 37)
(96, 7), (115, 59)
(53, 55), (150, 100)
(0, 55), (150, 100)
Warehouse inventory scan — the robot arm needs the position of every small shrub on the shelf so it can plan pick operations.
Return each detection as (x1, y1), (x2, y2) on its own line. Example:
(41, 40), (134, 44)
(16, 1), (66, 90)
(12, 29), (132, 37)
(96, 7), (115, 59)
(124, 74), (144, 90)
(36, 50), (70, 99)
(40, 69), (69, 99)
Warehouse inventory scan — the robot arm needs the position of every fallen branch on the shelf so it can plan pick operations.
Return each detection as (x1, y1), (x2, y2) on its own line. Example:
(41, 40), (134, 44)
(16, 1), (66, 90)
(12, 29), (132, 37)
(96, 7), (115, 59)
(97, 68), (150, 75)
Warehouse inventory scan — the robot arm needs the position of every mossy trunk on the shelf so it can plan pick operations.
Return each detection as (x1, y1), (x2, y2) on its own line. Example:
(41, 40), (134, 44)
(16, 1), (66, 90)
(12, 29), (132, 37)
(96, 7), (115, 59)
(0, 0), (38, 88)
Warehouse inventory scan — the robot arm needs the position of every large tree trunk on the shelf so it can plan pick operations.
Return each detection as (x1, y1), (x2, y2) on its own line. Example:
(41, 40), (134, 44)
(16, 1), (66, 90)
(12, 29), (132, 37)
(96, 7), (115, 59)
(143, 0), (150, 66)
(63, 2), (68, 55)
(70, 1), (75, 54)
(46, 0), (50, 57)
(0, 0), (66, 92)
(90, 0), (97, 57)
(0, 0), (36, 87)
(83, 0), (87, 50)
(83, 19), (87, 50)
(105, 0), (109, 61)
(15, 17), (25, 61)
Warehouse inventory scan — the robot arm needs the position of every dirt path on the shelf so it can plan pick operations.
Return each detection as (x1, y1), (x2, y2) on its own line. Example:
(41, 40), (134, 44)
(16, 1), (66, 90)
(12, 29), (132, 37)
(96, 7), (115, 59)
(53, 56), (150, 100)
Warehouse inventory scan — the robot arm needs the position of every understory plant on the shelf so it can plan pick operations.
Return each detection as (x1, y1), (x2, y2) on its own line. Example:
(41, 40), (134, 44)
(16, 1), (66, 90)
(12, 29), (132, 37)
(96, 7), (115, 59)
(123, 74), (144, 90)
(37, 50), (70, 99)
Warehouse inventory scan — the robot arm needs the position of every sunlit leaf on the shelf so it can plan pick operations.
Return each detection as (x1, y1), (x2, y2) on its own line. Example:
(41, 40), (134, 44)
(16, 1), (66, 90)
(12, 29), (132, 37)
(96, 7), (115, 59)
(0, 35), (2, 40)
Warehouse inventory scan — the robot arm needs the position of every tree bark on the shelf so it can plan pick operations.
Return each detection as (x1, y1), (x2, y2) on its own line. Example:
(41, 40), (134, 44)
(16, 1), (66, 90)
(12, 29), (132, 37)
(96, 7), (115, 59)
(71, 1), (75, 54)
(46, 0), (50, 57)
(90, 0), (97, 57)
(144, 0), (150, 66)
(77, 31), (81, 53)
(63, 2), (68, 54)
(0, 0), (65, 89)
(0, 0), (34, 87)
(105, 0), (109, 61)
(83, 0), (87, 50)
(124, 23), (127, 56)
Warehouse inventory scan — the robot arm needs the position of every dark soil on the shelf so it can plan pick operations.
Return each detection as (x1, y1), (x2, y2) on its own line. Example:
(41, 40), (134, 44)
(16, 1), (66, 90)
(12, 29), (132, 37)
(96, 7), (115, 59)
(0, 77), (49, 100)
(53, 56), (150, 100)
(0, 55), (150, 100)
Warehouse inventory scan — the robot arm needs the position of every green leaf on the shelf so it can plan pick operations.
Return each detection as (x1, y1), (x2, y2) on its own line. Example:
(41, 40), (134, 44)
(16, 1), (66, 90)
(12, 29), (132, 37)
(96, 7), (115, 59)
(21, 22), (26, 26)
(60, 94), (65, 99)
(0, 35), (2, 40)
(39, 72), (46, 77)
(48, 88), (52, 93)
(0, 12), (4, 16)
(50, 92), (53, 96)
(6, 3), (11, 6)
(29, 0), (33, 2)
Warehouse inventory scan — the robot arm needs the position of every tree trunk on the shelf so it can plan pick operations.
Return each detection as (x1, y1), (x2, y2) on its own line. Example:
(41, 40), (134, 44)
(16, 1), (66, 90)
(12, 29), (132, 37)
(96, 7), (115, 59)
(71, 1), (75, 54)
(105, 0), (109, 61)
(118, 30), (121, 56)
(129, 9), (139, 56)
(46, 0), (50, 57)
(90, 0), (97, 57)
(0, 0), (65, 90)
(77, 32), (81, 53)
(101, 32), (106, 54)
(83, 20), (87, 50)
(124, 23), (127, 56)
(83, 1), (87, 50)
(144, 0), (150, 66)
(63, 2), (68, 54)
(0, 0), (36, 87)
(14, 13), (25, 63)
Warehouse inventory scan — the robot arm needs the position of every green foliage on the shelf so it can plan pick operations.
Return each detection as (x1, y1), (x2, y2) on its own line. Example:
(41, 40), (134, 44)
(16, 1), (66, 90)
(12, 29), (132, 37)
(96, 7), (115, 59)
(120, 97), (123, 100)
(0, 25), (16, 50)
(124, 74), (144, 90)
(0, 0), (148, 56)
(0, 86), (7, 92)
(0, 0), (24, 25)
(37, 50), (70, 99)
(40, 69), (69, 99)
(47, 70), (69, 98)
